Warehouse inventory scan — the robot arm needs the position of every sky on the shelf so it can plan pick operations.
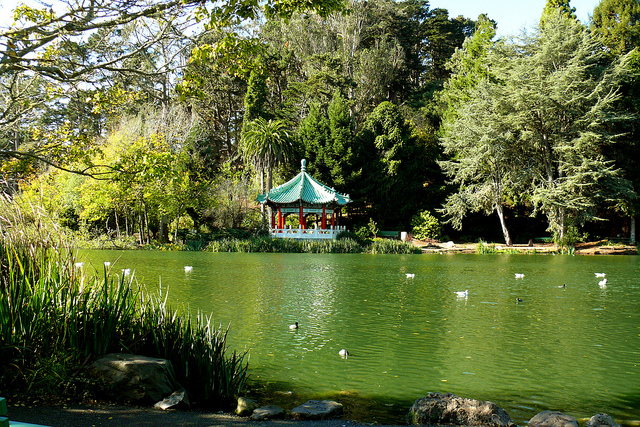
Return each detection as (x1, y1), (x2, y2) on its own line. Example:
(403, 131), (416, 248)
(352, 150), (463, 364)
(429, 0), (601, 38)
(1, 0), (602, 37)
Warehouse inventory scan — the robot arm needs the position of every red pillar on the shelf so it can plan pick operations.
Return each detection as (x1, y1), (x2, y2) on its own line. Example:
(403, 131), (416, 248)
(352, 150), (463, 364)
(278, 207), (283, 229)
(321, 206), (326, 229)
(271, 209), (275, 229)
(299, 205), (305, 229)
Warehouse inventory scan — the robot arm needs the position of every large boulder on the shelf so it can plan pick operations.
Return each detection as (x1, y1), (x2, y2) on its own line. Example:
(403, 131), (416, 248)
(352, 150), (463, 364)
(86, 353), (174, 402)
(290, 400), (343, 420)
(529, 411), (579, 427)
(586, 414), (620, 427)
(407, 392), (515, 427)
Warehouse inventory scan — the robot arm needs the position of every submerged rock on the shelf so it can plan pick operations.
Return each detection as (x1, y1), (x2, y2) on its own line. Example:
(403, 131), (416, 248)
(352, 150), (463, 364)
(407, 392), (515, 427)
(529, 411), (579, 427)
(586, 413), (621, 427)
(290, 400), (343, 420)
(251, 405), (286, 421)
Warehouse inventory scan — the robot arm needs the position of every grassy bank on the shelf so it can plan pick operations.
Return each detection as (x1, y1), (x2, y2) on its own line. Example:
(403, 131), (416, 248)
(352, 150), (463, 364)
(207, 236), (422, 254)
(0, 197), (247, 408)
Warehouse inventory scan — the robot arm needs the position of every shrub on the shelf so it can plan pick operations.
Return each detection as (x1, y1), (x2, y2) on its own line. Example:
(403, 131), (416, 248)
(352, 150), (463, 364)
(411, 210), (442, 241)
(0, 195), (247, 408)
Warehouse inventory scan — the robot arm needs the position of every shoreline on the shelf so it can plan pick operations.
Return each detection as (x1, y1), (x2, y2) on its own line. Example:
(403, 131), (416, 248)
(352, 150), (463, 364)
(412, 240), (638, 255)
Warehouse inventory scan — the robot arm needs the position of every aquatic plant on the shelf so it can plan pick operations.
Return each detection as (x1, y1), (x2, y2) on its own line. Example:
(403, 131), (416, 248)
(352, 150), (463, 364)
(0, 195), (247, 408)
(475, 240), (497, 254)
(369, 238), (422, 254)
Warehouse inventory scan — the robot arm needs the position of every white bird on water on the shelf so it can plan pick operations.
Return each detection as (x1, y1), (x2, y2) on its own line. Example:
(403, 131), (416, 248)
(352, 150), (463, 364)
(184, 266), (193, 272)
(515, 273), (525, 279)
(595, 273), (606, 278)
(289, 322), (299, 330)
(74, 262), (84, 268)
(339, 349), (349, 358)
(598, 278), (608, 288)
(455, 290), (469, 298)
(406, 273), (415, 279)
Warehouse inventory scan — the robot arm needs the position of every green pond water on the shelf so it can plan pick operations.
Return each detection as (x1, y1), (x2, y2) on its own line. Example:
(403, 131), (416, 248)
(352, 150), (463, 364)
(76, 250), (640, 425)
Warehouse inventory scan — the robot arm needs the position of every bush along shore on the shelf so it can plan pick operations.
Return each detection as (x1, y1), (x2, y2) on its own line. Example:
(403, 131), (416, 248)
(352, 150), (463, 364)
(0, 199), (248, 409)
(207, 235), (422, 254)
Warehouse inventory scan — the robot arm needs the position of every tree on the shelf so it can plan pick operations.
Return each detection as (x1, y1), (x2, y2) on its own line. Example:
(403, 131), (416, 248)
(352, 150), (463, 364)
(0, 0), (345, 177)
(240, 118), (293, 195)
(440, 11), (636, 242)
(439, 80), (519, 245)
(591, 0), (640, 55)
(540, 0), (577, 26)
(358, 101), (426, 227)
(439, 14), (497, 124)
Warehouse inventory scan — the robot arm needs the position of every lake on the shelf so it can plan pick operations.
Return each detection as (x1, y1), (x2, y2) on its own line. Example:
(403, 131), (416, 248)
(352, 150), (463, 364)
(76, 250), (640, 425)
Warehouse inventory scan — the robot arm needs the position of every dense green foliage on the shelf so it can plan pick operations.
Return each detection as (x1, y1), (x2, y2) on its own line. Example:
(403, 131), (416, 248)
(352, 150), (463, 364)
(1, 0), (639, 247)
(207, 236), (421, 254)
(411, 210), (443, 241)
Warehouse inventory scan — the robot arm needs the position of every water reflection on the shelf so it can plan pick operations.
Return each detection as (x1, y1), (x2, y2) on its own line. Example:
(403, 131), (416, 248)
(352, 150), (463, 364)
(76, 250), (640, 425)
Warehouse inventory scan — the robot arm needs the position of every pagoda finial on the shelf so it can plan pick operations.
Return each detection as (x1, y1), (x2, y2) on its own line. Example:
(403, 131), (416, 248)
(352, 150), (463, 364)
(301, 159), (307, 172)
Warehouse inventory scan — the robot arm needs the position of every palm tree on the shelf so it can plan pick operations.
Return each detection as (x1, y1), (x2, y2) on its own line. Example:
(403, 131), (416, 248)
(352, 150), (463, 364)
(240, 117), (293, 194)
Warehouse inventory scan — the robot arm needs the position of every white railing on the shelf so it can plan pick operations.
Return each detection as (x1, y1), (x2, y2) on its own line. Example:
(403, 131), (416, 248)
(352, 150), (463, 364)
(270, 225), (347, 240)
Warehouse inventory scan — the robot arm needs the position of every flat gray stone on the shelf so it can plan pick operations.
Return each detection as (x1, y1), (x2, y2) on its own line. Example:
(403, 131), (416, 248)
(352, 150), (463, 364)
(250, 405), (286, 421)
(529, 411), (579, 427)
(290, 400), (343, 420)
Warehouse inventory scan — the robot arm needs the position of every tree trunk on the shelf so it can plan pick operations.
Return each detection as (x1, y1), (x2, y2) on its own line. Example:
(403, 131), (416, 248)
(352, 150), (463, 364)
(631, 215), (636, 245)
(495, 204), (512, 246)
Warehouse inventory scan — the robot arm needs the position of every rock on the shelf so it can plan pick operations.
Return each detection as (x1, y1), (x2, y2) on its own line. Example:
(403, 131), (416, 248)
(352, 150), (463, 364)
(290, 400), (343, 420)
(407, 392), (515, 427)
(529, 411), (579, 427)
(154, 390), (187, 410)
(235, 397), (259, 416)
(586, 413), (620, 427)
(444, 241), (456, 248)
(250, 405), (286, 421)
(86, 353), (174, 402)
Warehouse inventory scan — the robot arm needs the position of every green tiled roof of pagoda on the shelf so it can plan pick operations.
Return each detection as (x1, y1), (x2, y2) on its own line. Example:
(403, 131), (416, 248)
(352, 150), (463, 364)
(256, 159), (351, 206)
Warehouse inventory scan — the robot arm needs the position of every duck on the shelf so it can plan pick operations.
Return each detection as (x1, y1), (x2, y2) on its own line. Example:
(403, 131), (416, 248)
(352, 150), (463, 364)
(339, 349), (349, 358)
(598, 278), (607, 288)
(595, 273), (606, 278)
(558, 284), (566, 288)
(184, 266), (193, 272)
(406, 273), (415, 279)
(515, 297), (523, 303)
(289, 322), (299, 330)
(514, 273), (525, 279)
(455, 290), (469, 298)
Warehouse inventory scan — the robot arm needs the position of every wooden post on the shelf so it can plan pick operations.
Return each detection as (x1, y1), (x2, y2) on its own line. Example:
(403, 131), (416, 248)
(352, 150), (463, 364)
(322, 206), (326, 229)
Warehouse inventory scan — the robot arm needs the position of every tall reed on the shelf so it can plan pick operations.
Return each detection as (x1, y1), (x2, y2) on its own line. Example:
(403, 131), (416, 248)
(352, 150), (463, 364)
(207, 236), (418, 254)
(0, 194), (247, 407)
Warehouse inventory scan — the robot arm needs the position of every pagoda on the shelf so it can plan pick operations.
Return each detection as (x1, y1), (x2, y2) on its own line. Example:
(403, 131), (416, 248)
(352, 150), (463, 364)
(256, 159), (351, 239)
